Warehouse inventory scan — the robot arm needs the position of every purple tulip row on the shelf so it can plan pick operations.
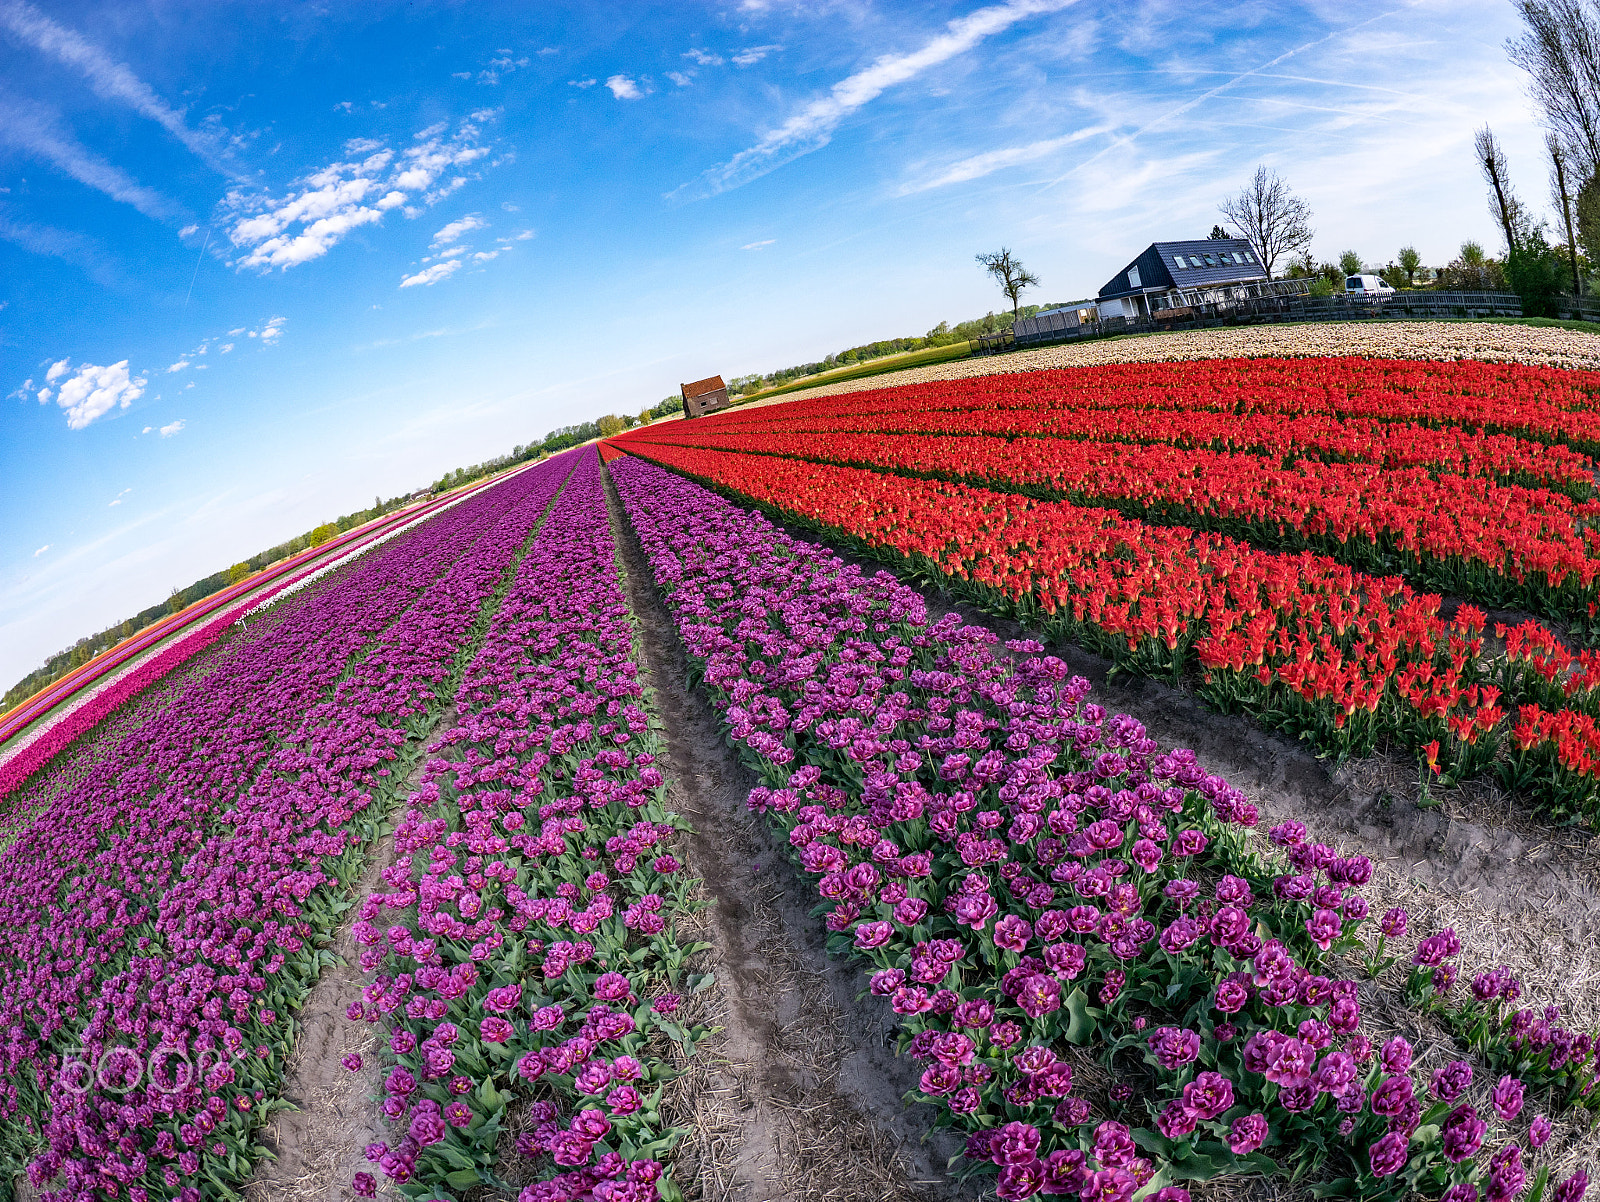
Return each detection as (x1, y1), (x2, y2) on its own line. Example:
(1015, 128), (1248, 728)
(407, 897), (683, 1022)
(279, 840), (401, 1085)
(608, 453), (1592, 1202)
(344, 447), (706, 1202)
(0, 547), (350, 811)
(9, 453), (577, 1201)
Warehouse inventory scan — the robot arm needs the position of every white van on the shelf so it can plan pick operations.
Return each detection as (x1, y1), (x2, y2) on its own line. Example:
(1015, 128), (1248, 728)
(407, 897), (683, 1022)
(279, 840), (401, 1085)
(1345, 274), (1395, 294)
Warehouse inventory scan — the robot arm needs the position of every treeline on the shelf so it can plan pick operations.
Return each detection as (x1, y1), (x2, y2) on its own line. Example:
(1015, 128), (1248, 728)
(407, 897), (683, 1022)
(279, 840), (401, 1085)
(3, 494), (419, 713)
(724, 303), (1072, 397)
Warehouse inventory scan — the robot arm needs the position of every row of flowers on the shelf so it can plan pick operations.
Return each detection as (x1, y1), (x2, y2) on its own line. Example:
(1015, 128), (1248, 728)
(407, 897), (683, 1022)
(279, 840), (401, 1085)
(606, 439), (1600, 822)
(344, 447), (709, 1202)
(608, 452), (1595, 1201)
(7, 456), (577, 1200)
(699, 397), (1597, 501)
(707, 356), (1600, 461)
(0, 549), (344, 814)
(624, 424), (1600, 626)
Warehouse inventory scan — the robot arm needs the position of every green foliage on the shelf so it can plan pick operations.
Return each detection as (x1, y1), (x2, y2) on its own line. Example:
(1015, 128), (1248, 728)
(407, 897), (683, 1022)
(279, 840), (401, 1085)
(1397, 245), (1421, 285)
(1307, 277), (1335, 298)
(1337, 250), (1363, 277)
(1505, 225), (1570, 317)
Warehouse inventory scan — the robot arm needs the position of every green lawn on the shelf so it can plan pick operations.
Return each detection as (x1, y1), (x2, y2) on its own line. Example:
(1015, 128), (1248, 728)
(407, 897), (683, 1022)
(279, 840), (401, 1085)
(730, 340), (976, 405)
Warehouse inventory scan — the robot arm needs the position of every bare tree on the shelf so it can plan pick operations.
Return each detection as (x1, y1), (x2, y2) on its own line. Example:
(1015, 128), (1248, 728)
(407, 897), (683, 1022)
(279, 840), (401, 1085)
(975, 248), (1040, 320)
(1217, 166), (1313, 276)
(1550, 133), (1585, 293)
(1508, 0), (1600, 178)
(1475, 126), (1527, 255)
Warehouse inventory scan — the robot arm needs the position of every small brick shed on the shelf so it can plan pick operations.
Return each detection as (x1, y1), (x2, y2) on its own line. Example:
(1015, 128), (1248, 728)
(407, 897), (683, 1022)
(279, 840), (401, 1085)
(681, 375), (730, 419)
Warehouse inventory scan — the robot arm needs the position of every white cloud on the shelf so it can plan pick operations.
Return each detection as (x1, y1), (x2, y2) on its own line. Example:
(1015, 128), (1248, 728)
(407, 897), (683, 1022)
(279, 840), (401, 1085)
(672, 0), (1073, 199)
(158, 418), (185, 437)
(222, 118), (493, 271)
(451, 72), (472, 80)
(166, 359), (189, 373)
(605, 75), (644, 100)
(218, 343), (233, 353)
(0, 96), (186, 221)
(668, 71), (694, 88)
(109, 487), (131, 506)
(684, 49), (723, 67)
(43, 360), (147, 429)
(569, 78), (597, 89)
(902, 124), (1115, 193)
(538, 47), (558, 56)
(473, 249), (501, 261)
(45, 357), (69, 382)
(0, 0), (226, 169)
(741, 239), (775, 250)
(259, 316), (286, 343)
(36, 387), (51, 403)
(431, 214), (485, 248)
(141, 425), (151, 433)
(179, 223), (198, 238)
(732, 45), (781, 67)
(227, 328), (244, 336)
(33, 545), (48, 557)
(399, 258), (462, 287)
(514, 228), (535, 240)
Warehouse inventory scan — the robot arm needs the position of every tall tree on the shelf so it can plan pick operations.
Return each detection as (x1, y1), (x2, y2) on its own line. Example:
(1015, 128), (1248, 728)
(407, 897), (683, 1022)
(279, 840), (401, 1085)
(1475, 126), (1526, 254)
(1397, 245), (1422, 286)
(1508, 0), (1600, 178)
(1338, 250), (1364, 278)
(1550, 133), (1585, 293)
(975, 249), (1040, 320)
(1207, 225), (1230, 239)
(1217, 165), (1314, 276)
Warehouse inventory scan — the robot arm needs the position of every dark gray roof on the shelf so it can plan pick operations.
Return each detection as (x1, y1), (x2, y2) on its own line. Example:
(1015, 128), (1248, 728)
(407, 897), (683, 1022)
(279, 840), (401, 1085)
(1098, 239), (1267, 300)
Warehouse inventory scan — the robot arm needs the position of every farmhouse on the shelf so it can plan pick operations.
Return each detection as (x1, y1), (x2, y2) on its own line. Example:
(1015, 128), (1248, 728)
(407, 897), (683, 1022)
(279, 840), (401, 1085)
(1095, 238), (1299, 319)
(681, 374), (730, 419)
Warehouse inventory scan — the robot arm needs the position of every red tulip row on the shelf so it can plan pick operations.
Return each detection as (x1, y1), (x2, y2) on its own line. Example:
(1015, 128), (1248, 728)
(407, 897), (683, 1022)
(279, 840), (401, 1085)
(698, 400), (1595, 496)
(711, 357), (1600, 457)
(621, 425), (1600, 625)
(606, 439), (1600, 820)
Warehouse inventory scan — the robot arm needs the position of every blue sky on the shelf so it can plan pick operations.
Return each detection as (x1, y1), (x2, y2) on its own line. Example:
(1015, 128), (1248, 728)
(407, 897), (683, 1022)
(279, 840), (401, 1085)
(0, 0), (1551, 685)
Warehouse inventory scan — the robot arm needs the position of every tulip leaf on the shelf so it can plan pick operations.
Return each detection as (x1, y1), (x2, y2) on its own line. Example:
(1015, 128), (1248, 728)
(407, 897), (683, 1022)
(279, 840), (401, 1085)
(1062, 987), (1092, 1044)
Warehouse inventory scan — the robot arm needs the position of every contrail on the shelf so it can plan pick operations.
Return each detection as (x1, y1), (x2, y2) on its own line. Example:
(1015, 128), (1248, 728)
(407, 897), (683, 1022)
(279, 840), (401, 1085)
(184, 229), (211, 309)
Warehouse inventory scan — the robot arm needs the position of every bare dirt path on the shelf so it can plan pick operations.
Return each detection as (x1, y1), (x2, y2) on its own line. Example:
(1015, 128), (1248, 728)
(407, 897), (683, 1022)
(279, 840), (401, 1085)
(603, 467), (971, 1202)
(245, 831), (401, 1202)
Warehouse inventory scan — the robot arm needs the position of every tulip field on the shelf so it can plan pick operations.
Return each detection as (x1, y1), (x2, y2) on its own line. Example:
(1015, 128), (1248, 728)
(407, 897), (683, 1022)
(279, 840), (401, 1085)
(5, 345), (1600, 1202)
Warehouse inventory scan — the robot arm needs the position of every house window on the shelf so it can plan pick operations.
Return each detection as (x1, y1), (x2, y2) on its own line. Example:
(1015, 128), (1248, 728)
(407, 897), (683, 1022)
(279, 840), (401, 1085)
(1128, 266), (1141, 287)
(1202, 253), (1217, 267)
(1173, 255), (1188, 268)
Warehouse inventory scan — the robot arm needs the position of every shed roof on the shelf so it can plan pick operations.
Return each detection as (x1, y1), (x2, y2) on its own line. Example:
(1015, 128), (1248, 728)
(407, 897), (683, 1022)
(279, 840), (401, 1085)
(681, 375), (726, 399)
(1098, 239), (1267, 300)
